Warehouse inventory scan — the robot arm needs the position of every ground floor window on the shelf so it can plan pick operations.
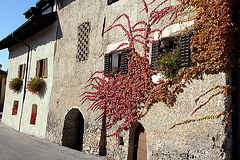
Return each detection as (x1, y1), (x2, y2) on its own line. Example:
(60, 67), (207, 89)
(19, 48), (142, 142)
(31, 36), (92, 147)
(30, 104), (37, 125)
(12, 101), (19, 115)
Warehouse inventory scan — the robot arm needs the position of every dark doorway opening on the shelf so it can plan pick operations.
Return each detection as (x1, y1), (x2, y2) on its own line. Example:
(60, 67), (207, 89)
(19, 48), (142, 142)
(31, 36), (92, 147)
(99, 110), (107, 156)
(62, 108), (84, 151)
(128, 122), (147, 160)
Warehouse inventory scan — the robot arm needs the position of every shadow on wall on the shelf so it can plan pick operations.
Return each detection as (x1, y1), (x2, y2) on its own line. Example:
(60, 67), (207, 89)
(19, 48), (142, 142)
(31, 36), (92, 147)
(58, 0), (76, 10)
(9, 14), (63, 60)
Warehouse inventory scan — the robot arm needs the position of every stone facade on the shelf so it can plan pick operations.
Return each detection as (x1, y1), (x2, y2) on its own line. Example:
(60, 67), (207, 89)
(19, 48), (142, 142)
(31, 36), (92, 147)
(45, 0), (233, 160)
(0, 0), (236, 159)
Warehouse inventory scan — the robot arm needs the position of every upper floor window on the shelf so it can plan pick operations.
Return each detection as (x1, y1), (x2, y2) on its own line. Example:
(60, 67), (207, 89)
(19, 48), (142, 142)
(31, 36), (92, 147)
(18, 64), (26, 79)
(36, 58), (48, 78)
(77, 22), (90, 62)
(104, 49), (128, 76)
(107, 0), (119, 5)
(151, 33), (191, 70)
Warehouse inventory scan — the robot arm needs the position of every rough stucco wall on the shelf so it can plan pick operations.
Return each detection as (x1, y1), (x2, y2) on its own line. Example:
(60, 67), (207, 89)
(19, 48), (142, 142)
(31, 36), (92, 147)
(2, 22), (57, 139)
(46, 0), (232, 159)
(140, 73), (232, 160)
(103, 73), (231, 160)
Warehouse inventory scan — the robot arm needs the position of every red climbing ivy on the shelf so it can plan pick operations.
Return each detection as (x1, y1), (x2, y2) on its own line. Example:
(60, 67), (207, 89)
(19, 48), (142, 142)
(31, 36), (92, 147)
(81, 51), (156, 137)
(81, 0), (238, 137)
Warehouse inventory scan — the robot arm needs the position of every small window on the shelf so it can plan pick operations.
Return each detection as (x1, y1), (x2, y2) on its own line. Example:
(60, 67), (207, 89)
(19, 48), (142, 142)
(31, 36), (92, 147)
(12, 101), (19, 115)
(107, 0), (119, 5)
(30, 104), (37, 125)
(36, 58), (48, 78)
(151, 33), (191, 69)
(77, 22), (90, 62)
(104, 50), (128, 76)
(18, 64), (26, 79)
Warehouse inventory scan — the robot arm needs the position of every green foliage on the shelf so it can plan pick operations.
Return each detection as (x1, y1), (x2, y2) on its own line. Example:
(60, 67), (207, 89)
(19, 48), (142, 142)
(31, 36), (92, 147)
(154, 41), (180, 79)
(27, 77), (44, 94)
(9, 78), (23, 93)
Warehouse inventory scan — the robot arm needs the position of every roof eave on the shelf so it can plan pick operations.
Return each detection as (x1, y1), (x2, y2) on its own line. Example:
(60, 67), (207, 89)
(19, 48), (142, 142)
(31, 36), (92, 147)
(0, 12), (57, 50)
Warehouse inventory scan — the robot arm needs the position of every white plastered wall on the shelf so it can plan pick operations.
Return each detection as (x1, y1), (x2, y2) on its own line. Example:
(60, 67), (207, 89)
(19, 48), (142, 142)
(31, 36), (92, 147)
(2, 22), (57, 139)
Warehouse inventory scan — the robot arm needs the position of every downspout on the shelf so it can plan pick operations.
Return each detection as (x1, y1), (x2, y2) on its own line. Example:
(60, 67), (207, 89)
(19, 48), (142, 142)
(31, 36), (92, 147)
(11, 33), (31, 132)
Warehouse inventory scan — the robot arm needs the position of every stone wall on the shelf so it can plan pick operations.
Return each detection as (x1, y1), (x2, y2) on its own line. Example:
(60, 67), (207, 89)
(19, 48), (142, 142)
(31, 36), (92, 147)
(46, 0), (232, 159)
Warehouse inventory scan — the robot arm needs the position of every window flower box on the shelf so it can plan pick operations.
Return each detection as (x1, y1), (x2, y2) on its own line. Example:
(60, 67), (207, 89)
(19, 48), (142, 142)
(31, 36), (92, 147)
(27, 77), (44, 94)
(9, 78), (23, 93)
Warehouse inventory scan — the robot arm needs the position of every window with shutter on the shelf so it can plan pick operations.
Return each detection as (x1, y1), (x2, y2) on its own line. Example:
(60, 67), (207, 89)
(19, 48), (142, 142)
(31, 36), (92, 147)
(151, 33), (191, 70)
(151, 40), (160, 70)
(36, 58), (48, 78)
(21, 64), (26, 79)
(107, 0), (119, 5)
(104, 53), (112, 76)
(77, 22), (90, 62)
(36, 61), (40, 77)
(18, 64), (26, 79)
(104, 49), (128, 76)
(180, 33), (191, 67)
(43, 58), (48, 78)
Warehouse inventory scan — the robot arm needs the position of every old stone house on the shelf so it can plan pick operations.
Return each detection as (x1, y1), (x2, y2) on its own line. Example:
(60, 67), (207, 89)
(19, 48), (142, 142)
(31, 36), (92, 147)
(0, 0), (239, 160)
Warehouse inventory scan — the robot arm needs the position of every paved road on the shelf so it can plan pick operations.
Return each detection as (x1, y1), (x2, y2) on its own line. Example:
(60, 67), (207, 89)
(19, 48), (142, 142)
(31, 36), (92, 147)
(0, 121), (106, 160)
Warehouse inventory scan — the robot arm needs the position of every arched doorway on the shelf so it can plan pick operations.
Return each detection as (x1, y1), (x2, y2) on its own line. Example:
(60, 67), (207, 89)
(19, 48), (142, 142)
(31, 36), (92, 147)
(62, 108), (84, 151)
(128, 122), (147, 160)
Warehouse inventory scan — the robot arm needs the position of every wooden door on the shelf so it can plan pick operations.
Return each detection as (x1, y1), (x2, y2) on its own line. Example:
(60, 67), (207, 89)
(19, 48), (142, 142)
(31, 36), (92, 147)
(133, 124), (147, 160)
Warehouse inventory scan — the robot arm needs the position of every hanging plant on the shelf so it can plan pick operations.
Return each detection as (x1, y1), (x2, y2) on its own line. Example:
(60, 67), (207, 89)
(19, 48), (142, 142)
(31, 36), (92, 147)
(154, 40), (180, 79)
(27, 77), (44, 94)
(9, 78), (23, 93)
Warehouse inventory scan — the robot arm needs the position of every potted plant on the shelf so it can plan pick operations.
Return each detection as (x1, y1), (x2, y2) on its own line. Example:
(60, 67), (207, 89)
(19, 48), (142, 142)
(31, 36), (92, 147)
(27, 77), (44, 94)
(154, 41), (180, 79)
(30, 110), (37, 124)
(12, 105), (18, 115)
(9, 78), (23, 93)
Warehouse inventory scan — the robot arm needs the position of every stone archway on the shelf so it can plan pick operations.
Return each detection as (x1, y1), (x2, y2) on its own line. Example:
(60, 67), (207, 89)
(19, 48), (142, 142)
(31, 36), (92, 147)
(128, 122), (147, 160)
(62, 108), (84, 151)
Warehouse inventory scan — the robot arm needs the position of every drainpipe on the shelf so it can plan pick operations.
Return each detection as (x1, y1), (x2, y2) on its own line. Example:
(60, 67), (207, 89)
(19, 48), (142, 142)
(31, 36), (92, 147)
(11, 33), (31, 132)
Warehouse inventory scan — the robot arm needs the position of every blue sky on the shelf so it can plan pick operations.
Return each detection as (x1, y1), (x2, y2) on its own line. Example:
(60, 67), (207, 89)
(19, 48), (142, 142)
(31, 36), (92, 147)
(0, 1), (37, 71)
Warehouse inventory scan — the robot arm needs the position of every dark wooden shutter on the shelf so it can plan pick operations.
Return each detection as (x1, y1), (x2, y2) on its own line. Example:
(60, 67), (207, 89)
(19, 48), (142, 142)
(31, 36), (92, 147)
(151, 40), (160, 69)
(43, 58), (48, 78)
(21, 64), (26, 79)
(104, 54), (112, 76)
(180, 33), (191, 67)
(36, 60), (40, 77)
(121, 50), (128, 74)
